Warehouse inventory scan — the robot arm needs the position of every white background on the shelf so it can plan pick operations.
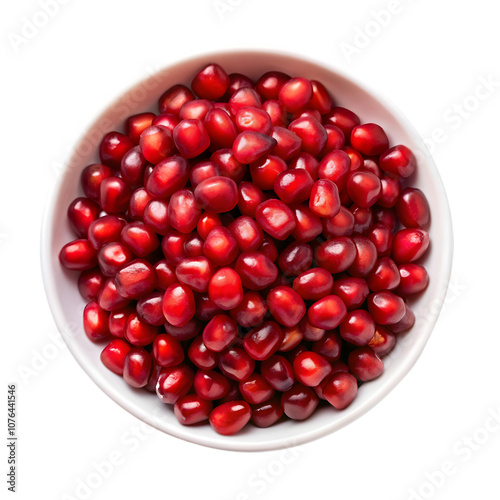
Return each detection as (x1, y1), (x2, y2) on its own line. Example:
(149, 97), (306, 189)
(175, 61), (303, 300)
(2, 0), (500, 499)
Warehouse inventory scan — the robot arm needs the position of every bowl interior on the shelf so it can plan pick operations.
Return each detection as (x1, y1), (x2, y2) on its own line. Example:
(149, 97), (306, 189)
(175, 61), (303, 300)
(41, 51), (453, 451)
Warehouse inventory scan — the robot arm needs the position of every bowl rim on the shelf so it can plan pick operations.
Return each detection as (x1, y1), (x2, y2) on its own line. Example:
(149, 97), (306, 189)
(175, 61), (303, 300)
(41, 49), (454, 452)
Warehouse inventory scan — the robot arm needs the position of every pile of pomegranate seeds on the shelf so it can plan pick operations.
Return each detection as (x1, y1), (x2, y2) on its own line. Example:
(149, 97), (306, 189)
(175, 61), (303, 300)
(60, 63), (431, 436)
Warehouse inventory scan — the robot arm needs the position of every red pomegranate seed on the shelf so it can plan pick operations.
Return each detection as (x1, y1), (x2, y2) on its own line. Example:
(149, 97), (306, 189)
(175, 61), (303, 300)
(179, 99), (213, 121)
(188, 335), (218, 370)
(351, 123), (389, 156)
(281, 384), (319, 420)
(115, 259), (157, 299)
(164, 317), (202, 341)
(274, 169), (314, 205)
(211, 148), (246, 182)
(208, 267), (243, 310)
(308, 79), (333, 114)
(123, 348), (152, 388)
(191, 63), (229, 99)
(204, 108), (237, 149)
(367, 291), (406, 325)
(389, 303), (416, 333)
(262, 100), (287, 127)
(153, 113), (180, 132)
(239, 373), (275, 405)
(348, 346), (384, 381)
(232, 131), (277, 164)
(299, 317), (326, 341)
(78, 268), (105, 301)
(143, 199), (169, 236)
(278, 242), (313, 276)
(378, 175), (401, 208)
(139, 125), (174, 165)
(330, 277), (369, 310)
(228, 216), (264, 252)
(97, 242), (133, 277)
(174, 394), (212, 426)
(194, 176), (238, 213)
(154, 260), (177, 291)
(218, 347), (255, 382)
(351, 205), (373, 234)
(323, 372), (358, 410)
(308, 295), (346, 330)
(243, 321), (283, 361)
(347, 171), (381, 208)
(229, 291), (267, 328)
(288, 117), (328, 156)
(249, 155), (286, 190)
(396, 187), (431, 228)
(158, 84), (194, 115)
(81, 164), (112, 202)
(128, 187), (153, 220)
(174, 256), (213, 293)
(339, 309), (375, 346)
(235, 106), (272, 134)
(229, 88), (262, 115)
(278, 77), (312, 112)
(279, 326), (303, 352)
(397, 263), (429, 295)
(234, 251), (278, 290)
(202, 314), (238, 352)
(173, 119), (210, 159)
(266, 286), (306, 327)
(83, 301), (110, 342)
(209, 401), (251, 435)
(322, 124), (345, 154)
(365, 223), (393, 257)
(312, 330), (342, 362)
(251, 398), (283, 428)
(379, 144), (416, 178)
(318, 150), (351, 192)
(162, 283), (195, 327)
(373, 206), (397, 231)
(349, 235), (378, 277)
(60, 239), (98, 271)
(270, 126), (302, 160)
(255, 71), (290, 100)
(120, 147), (149, 188)
(99, 131), (134, 169)
(194, 369), (231, 400)
(196, 212), (221, 240)
(368, 325), (396, 356)
(226, 73), (254, 97)
(156, 364), (194, 404)
(323, 206), (355, 238)
(323, 107), (361, 137)
(292, 268), (333, 301)
(136, 292), (165, 326)
(125, 112), (155, 144)
(67, 198), (100, 238)
(146, 155), (189, 198)
(121, 221), (159, 257)
(259, 235), (279, 262)
(293, 351), (331, 387)
(166, 189), (201, 234)
(124, 313), (158, 346)
(99, 177), (131, 214)
(100, 338), (132, 375)
(392, 228), (430, 263)
(184, 232), (205, 258)
(367, 257), (401, 291)
(255, 199), (296, 240)
(293, 204), (323, 241)
(98, 279), (131, 311)
(315, 236), (356, 273)
(261, 355), (295, 391)
(161, 229), (189, 265)
(108, 307), (133, 338)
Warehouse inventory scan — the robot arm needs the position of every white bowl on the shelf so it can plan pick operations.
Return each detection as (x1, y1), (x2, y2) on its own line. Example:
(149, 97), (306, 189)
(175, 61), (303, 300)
(41, 50), (453, 452)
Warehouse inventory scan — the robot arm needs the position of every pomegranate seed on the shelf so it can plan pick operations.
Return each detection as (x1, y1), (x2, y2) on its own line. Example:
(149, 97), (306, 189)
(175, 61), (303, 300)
(261, 355), (295, 391)
(323, 107), (360, 137)
(251, 398), (284, 427)
(289, 152), (319, 180)
(202, 314), (238, 352)
(226, 73), (254, 97)
(279, 326), (304, 352)
(191, 63), (230, 99)
(98, 279), (131, 311)
(137, 292), (165, 326)
(293, 351), (331, 387)
(235, 106), (272, 134)
(365, 223), (393, 257)
(153, 260), (177, 291)
(367, 257), (401, 291)
(209, 401), (251, 435)
(146, 155), (189, 198)
(139, 125), (174, 165)
(350, 123), (389, 156)
(379, 145), (416, 178)
(322, 124), (345, 154)
(208, 267), (243, 310)
(368, 325), (396, 356)
(255, 199), (296, 240)
(81, 164), (112, 202)
(197, 212), (221, 240)
(125, 112), (155, 144)
(289, 117), (328, 156)
(347, 171), (381, 208)
(174, 394), (212, 425)
(397, 263), (429, 295)
(239, 373), (275, 405)
(322, 206), (355, 238)
(309, 80), (334, 114)
(233, 131), (277, 164)
(121, 221), (159, 257)
(164, 317), (202, 341)
(292, 268), (333, 301)
(108, 306), (134, 338)
(211, 148), (246, 182)
(308, 295), (346, 330)
(203, 227), (239, 266)
(349, 235), (378, 277)
(97, 241), (133, 277)
(237, 181), (266, 218)
(218, 347), (255, 382)
(153, 113), (180, 132)
(243, 321), (283, 361)
(161, 229), (189, 265)
(99, 131), (134, 169)
(278, 242), (313, 276)
(396, 187), (431, 228)
(318, 150), (351, 192)
(229, 291), (268, 328)
(99, 177), (131, 214)
(142, 199), (170, 236)
(315, 236), (356, 273)
(100, 338), (132, 375)
(156, 364), (194, 404)
(123, 348), (152, 388)
(339, 309), (375, 346)
(323, 372), (358, 410)
(255, 71), (290, 100)
(278, 77), (312, 112)
(166, 189), (200, 233)
(120, 147), (148, 187)
(392, 228), (430, 263)
(281, 384), (319, 420)
(173, 119), (210, 159)
(162, 283), (195, 326)
(128, 187), (153, 220)
(158, 84), (194, 115)
(274, 169), (314, 205)
(259, 235), (279, 262)
(194, 176), (238, 213)
(83, 301), (110, 342)
(389, 303), (416, 333)
(367, 291), (406, 325)
(228, 216), (264, 252)
(262, 100), (287, 127)
(267, 286), (306, 327)
(351, 205), (373, 234)
(188, 335), (218, 370)
(229, 88), (262, 115)
(78, 268), (105, 301)
(60, 239), (98, 271)
(249, 154), (287, 190)
(179, 99), (213, 121)
(299, 317), (326, 341)
(67, 198), (100, 238)
(204, 108), (237, 149)
(378, 175), (401, 208)
(125, 313), (158, 346)
(234, 251), (278, 290)
(115, 259), (157, 299)
(348, 346), (384, 381)
(373, 206), (397, 231)
(330, 277), (369, 310)
(312, 330), (342, 362)
(309, 179), (341, 219)
(270, 126), (301, 160)
(292, 204), (323, 243)
(194, 369), (231, 400)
